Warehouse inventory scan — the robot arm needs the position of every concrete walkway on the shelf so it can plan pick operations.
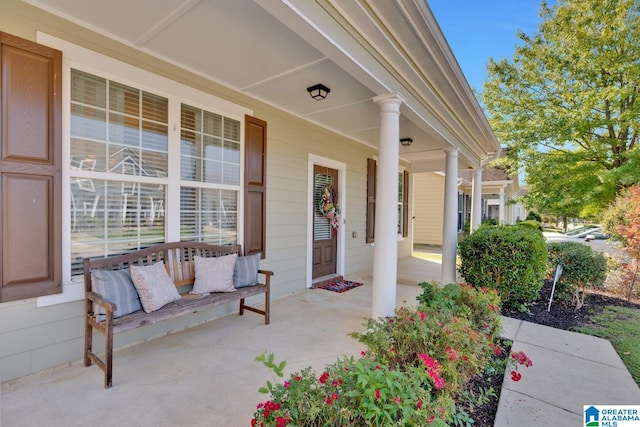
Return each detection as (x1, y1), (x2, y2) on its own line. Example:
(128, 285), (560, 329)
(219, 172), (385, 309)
(496, 317), (640, 426)
(1, 255), (638, 426)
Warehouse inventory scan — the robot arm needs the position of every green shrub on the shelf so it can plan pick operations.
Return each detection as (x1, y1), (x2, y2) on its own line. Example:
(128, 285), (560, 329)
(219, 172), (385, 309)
(517, 219), (543, 231)
(458, 225), (547, 309)
(417, 282), (503, 339)
(526, 211), (542, 222)
(546, 241), (607, 309)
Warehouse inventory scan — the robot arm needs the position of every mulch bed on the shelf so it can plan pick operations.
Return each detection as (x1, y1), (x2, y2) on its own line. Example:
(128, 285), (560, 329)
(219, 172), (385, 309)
(463, 280), (640, 426)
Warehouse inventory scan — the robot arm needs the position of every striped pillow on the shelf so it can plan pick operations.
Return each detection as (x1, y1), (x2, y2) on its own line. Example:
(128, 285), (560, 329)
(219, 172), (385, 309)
(92, 269), (142, 320)
(233, 253), (261, 288)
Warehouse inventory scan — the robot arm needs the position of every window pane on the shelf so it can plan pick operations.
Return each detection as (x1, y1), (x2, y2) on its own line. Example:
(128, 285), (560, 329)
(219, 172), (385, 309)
(71, 69), (168, 178)
(71, 104), (106, 141)
(180, 187), (237, 244)
(181, 104), (240, 185)
(70, 178), (165, 275)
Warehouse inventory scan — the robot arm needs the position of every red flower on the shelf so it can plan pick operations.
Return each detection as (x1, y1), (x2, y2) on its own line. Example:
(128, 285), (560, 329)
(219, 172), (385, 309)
(445, 346), (460, 362)
(416, 400), (423, 409)
(284, 381), (290, 389)
(319, 372), (330, 384)
(491, 343), (503, 356)
(295, 375), (301, 381)
(394, 396), (401, 404)
(374, 389), (381, 400)
(360, 350), (366, 357)
(325, 396), (333, 405)
(332, 392), (338, 400)
(276, 416), (290, 427)
(511, 351), (533, 367)
(511, 370), (522, 382)
(251, 418), (257, 427)
(419, 311), (426, 321)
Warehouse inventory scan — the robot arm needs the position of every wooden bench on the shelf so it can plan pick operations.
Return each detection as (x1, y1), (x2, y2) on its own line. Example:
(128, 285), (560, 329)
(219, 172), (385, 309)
(83, 242), (272, 388)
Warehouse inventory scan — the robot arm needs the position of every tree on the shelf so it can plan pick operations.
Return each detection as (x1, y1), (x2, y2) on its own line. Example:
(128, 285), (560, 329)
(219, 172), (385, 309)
(484, 0), (640, 216)
(602, 185), (640, 300)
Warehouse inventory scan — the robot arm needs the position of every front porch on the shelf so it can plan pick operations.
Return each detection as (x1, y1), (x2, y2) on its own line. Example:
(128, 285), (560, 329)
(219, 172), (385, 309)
(3, 254), (638, 426)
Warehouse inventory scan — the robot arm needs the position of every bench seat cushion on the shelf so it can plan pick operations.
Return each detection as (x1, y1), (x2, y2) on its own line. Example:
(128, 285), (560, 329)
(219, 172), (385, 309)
(92, 269), (142, 319)
(131, 262), (181, 313)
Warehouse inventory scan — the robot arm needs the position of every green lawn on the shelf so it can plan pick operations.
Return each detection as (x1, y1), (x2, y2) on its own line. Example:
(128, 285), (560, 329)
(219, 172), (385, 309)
(575, 305), (640, 386)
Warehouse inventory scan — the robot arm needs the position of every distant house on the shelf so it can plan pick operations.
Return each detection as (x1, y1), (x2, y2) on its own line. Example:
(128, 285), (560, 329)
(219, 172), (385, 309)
(0, 0), (499, 382)
(413, 160), (521, 246)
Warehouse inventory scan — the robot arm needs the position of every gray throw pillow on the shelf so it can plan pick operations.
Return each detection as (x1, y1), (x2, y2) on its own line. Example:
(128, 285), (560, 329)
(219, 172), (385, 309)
(91, 269), (142, 320)
(233, 252), (261, 288)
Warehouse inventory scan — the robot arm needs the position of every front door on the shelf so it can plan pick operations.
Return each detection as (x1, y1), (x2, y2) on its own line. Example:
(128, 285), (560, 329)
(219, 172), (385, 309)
(312, 165), (338, 279)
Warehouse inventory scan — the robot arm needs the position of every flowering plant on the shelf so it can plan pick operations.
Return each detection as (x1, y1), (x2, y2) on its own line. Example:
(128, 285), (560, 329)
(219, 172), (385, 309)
(507, 350), (533, 382)
(318, 184), (340, 234)
(252, 282), (529, 426)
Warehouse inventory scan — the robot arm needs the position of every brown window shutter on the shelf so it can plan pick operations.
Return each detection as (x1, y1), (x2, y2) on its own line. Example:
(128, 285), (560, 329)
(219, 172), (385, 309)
(244, 115), (267, 258)
(402, 170), (409, 238)
(0, 32), (62, 302)
(366, 158), (376, 243)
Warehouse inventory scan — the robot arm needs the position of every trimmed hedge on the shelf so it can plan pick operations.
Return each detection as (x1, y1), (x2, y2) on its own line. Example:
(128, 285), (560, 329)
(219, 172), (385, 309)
(458, 225), (547, 309)
(546, 241), (607, 307)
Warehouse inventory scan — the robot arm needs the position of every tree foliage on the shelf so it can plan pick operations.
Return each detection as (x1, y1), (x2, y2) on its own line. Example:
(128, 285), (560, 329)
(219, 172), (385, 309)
(602, 185), (640, 300)
(484, 0), (640, 216)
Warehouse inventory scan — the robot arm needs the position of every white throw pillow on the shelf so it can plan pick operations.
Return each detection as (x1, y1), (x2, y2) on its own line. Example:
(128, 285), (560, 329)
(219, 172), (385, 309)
(130, 262), (181, 313)
(191, 254), (238, 294)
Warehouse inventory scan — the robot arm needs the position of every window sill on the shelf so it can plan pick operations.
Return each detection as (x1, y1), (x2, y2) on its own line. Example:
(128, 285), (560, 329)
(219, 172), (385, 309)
(36, 279), (84, 308)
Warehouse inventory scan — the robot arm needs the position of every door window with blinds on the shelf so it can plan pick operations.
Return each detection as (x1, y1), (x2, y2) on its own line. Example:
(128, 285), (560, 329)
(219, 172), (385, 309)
(314, 172), (333, 240)
(69, 69), (241, 275)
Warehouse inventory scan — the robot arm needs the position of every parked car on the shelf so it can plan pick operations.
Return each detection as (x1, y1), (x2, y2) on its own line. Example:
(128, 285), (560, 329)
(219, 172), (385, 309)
(585, 231), (610, 242)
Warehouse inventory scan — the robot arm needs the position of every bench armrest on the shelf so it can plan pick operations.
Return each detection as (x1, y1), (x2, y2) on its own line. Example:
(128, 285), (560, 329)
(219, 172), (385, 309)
(258, 269), (274, 277)
(86, 291), (117, 314)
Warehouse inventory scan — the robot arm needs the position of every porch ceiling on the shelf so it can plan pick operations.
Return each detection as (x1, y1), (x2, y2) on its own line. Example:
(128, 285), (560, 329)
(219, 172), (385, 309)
(22, 0), (500, 171)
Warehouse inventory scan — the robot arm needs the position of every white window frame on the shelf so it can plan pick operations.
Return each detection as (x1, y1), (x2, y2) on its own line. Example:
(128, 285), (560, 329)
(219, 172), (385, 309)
(36, 33), (252, 307)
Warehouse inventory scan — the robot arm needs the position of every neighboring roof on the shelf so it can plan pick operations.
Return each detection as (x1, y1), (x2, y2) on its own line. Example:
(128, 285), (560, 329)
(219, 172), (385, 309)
(458, 167), (511, 183)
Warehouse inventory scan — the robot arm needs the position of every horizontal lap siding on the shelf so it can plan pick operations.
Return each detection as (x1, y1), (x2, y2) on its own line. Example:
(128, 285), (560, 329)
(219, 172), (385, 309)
(413, 173), (444, 246)
(0, 2), (395, 382)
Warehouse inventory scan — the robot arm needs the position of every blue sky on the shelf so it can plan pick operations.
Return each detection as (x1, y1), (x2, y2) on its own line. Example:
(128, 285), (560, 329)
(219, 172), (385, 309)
(427, 0), (548, 93)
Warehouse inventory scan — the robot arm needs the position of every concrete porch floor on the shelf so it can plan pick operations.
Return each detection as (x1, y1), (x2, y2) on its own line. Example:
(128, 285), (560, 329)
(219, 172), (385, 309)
(2, 254), (639, 426)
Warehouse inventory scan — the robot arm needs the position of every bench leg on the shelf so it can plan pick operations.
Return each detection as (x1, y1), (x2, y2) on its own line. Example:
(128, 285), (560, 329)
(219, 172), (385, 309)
(239, 298), (245, 316)
(105, 322), (113, 388)
(84, 316), (93, 367)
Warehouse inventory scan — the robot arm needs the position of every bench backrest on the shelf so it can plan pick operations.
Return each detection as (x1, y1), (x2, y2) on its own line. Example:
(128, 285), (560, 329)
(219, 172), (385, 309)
(83, 242), (242, 293)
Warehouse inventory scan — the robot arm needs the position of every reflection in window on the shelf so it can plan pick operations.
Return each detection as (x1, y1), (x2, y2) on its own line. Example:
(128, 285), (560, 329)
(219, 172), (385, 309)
(180, 104), (241, 245)
(70, 69), (168, 274)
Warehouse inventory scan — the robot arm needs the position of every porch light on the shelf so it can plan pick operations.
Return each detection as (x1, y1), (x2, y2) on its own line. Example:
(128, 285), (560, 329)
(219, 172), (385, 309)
(307, 84), (331, 100)
(400, 138), (413, 146)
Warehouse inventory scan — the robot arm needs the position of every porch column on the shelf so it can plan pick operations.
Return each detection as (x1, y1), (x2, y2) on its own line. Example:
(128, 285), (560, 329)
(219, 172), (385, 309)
(499, 186), (505, 224)
(441, 148), (458, 284)
(372, 93), (403, 319)
(470, 169), (482, 232)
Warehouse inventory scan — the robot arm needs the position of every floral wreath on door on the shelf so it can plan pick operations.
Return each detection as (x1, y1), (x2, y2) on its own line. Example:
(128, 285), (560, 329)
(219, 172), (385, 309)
(318, 184), (340, 236)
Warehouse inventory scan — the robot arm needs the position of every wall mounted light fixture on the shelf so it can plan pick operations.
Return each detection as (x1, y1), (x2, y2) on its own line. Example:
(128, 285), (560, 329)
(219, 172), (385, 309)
(400, 138), (413, 146)
(307, 84), (331, 100)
